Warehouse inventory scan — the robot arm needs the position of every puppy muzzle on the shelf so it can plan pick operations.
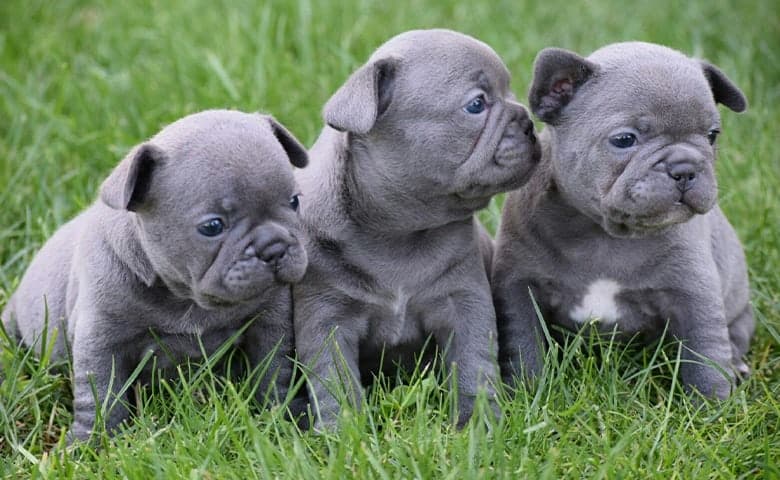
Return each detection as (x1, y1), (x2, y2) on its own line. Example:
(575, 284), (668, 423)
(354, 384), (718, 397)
(599, 144), (717, 237)
(453, 100), (541, 201)
(230, 223), (308, 286)
(493, 100), (541, 166)
(192, 223), (308, 309)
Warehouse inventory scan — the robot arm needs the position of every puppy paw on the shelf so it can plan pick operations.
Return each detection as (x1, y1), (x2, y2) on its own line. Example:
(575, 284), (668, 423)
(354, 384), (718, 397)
(455, 393), (500, 428)
(733, 359), (751, 382)
(65, 425), (94, 446)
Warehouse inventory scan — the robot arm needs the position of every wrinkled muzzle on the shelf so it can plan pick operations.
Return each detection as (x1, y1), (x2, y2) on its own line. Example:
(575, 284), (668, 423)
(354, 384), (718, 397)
(454, 100), (541, 202)
(227, 222), (308, 288)
(601, 143), (718, 237)
(195, 222), (308, 309)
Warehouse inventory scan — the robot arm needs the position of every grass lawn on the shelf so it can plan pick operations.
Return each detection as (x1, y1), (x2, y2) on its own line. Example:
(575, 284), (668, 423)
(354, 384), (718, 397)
(1, 0), (778, 477)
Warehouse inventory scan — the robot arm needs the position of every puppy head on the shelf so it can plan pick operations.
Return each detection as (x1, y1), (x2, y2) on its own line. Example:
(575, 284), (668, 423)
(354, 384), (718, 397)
(100, 110), (309, 309)
(529, 42), (746, 238)
(323, 29), (540, 224)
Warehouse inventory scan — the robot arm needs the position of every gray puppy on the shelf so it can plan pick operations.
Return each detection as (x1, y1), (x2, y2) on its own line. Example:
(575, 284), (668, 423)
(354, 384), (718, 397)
(493, 42), (753, 399)
(294, 29), (541, 428)
(1, 109), (309, 440)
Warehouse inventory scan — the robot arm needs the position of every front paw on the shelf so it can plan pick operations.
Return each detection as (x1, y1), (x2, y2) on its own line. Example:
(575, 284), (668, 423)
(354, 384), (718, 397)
(66, 420), (95, 446)
(500, 347), (543, 388)
(681, 363), (734, 401)
(312, 410), (340, 434)
(733, 358), (751, 382)
(455, 393), (500, 428)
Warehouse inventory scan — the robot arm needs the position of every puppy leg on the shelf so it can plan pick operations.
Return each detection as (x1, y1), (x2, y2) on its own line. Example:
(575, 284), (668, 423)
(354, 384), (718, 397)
(492, 275), (546, 387)
(728, 303), (754, 379)
(295, 294), (364, 430)
(241, 293), (296, 407)
(669, 294), (735, 400)
(430, 287), (500, 427)
(70, 314), (134, 442)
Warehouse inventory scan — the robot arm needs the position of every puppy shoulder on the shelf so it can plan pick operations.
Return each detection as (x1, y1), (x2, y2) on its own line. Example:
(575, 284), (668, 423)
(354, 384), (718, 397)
(705, 206), (749, 280)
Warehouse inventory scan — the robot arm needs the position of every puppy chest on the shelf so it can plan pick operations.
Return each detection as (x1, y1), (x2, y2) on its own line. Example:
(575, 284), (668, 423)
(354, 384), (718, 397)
(138, 327), (242, 371)
(540, 278), (658, 335)
(569, 279), (623, 324)
(366, 289), (427, 347)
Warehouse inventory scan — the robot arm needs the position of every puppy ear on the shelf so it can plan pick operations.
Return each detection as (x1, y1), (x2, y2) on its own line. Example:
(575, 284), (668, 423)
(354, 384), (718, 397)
(528, 48), (598, 124)
(100, 143), (163, 211)
(323, 57), (398, 134)
(267, 117), (308, 168)
(701, 61), (747, 112)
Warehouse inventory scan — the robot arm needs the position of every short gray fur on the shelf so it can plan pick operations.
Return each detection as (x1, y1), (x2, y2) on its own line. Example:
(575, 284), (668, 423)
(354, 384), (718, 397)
(2, 109), (310, 441)
(493, 42), (753, 400)
(294, 29), (541, 429)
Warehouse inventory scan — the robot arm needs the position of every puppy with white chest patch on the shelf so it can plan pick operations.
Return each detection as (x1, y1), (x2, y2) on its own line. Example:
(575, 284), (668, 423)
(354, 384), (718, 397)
(493, 42), (754, 399)
(294, 29), (541, 428)
(2, 110), (309, 441)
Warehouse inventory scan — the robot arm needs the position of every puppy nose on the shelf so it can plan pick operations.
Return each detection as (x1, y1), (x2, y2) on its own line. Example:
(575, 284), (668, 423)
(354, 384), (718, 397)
(259, 241), (288, 264)
(666, 161), (697, 192)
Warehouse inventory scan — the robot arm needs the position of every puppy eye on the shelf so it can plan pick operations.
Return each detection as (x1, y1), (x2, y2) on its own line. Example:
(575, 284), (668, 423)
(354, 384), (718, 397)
(464, 95), (487, 114)
(609, 132), (637, 149)
(289, 194), (300, 211)
(707, 129), (720, 145)
(197, 218), (225, 237)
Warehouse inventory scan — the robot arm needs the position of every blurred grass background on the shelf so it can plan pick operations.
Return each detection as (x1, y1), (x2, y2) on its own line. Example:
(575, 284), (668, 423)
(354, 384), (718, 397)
(0, 0), (778, 477)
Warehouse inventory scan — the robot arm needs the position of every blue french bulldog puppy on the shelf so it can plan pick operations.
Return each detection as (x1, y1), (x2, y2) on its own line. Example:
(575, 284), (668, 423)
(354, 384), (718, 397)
(2, 110), (309, 440)
(493, 42), (753, 400)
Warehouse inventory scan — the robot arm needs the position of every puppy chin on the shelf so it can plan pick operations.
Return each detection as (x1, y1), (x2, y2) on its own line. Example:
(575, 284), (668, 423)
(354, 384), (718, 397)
(192, 293), (238, 310)
(454, 143), (539, 206)
(272, 251), (308, 284)
(486, 124), (540, 188)
(492, 134), (541, 169)
(193, 267), (277, 310)
(193, 281), (276, 310)
(601, 207), (696, 238)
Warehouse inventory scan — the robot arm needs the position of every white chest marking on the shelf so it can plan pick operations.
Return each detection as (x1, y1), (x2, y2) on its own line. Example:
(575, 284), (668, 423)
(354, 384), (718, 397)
(392, 289), (409, 316)
(386, 289), (411, 345)
(569, 279), (622, 324)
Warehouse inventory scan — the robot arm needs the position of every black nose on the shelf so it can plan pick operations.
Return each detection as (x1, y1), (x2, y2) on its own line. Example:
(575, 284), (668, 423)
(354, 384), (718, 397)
(258, 241), (288, 264)
(666, 161), (697, 192)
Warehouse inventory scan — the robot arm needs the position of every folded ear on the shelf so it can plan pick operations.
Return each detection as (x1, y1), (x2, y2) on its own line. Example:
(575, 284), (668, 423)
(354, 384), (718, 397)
(100, 143), (164, 211)
(323, 57), (399, 134)
(701, 61), (747, 112)
(528, 48), (598, 124)
(266, 116), (308, 168)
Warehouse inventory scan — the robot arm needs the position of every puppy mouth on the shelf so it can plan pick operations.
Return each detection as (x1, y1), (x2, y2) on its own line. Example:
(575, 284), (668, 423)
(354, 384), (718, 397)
(455, 186), (497, 201)
(491, 121), (541, 168)
(226, 242), (307, 285)
(197, 293), (240, 309)
(452, 191), (493, 212)
(194, 289), (275, 311)
(455, 167), (535, 201)
(452, 107), (540, 204)
(603, 203), (695, 237)
(191, 248), (304, 311)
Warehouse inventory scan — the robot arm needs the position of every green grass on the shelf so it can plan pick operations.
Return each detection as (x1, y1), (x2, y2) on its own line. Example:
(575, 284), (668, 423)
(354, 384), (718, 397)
(1, 0), (778, 477)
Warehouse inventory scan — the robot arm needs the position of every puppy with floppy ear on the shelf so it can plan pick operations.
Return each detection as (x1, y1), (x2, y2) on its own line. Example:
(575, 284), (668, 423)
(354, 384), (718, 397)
(2, 110), (309, 441)
(492, 42), (753, 400)
(294, 29), (541, 429)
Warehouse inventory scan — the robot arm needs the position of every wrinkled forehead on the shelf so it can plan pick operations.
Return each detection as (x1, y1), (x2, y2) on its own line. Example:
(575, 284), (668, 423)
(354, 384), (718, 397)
(582, 60), (720, 131)
(155, 129), (296, 208)
(372, 30), (511, 93)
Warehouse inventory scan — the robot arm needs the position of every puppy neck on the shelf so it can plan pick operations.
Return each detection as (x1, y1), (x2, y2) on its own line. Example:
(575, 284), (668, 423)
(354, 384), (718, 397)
(304, 126), (483, 240)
